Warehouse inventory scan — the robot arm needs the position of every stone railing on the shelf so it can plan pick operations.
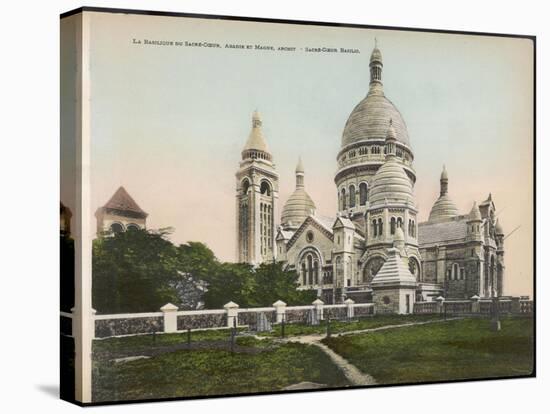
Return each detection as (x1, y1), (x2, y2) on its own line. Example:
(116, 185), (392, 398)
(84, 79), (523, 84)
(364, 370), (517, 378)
(413, 296), (534, 316)
(61, 299), (375, 339)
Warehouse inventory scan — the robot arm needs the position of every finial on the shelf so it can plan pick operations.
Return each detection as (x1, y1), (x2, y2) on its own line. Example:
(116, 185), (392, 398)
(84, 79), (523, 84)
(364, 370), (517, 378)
(295, 156), (304, 174)
(375, 37), (378, 48)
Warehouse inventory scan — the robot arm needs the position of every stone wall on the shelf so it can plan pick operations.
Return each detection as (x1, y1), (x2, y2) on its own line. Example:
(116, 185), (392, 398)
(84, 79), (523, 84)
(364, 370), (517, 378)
(325, 305), (347, 320)
(177, 312), (227, 330)
(95, 315), (163, 338)
(238, 310), (275, 326)
(285, 307), (312, 323)
(354, 304), (374, 317)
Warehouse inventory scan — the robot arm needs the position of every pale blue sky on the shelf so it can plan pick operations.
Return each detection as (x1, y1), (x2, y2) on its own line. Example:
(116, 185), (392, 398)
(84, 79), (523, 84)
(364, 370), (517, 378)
(86, 12), (533, 295)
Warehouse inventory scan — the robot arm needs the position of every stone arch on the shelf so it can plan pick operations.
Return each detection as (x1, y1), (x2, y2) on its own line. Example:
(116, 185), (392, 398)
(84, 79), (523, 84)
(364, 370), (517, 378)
(362, 255), (386, 285)
(349, 184), (356, 208)
(260, 179), (272, 196)
(408, 256), (421, 280)
(110, 222), (125, 233)
(241, 177), (251, 194)
(359, 182), (368, 205)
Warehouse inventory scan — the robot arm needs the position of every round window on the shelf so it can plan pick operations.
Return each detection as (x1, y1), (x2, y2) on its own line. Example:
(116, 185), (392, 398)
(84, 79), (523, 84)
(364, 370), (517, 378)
(306, 231), (314, 243)
(383, 296), (391, 305)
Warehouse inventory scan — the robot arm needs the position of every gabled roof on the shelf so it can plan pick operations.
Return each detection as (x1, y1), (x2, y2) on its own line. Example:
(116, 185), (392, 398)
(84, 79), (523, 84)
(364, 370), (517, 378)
(286, 215), (334, 250)
(276, 228), (295, 241)
(333, 216), (355, 230)
(102, 186), (148, 218)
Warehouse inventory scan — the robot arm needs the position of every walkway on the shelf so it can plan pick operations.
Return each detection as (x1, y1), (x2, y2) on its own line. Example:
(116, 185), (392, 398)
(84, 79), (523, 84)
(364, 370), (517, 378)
(278, 317), (461, 386)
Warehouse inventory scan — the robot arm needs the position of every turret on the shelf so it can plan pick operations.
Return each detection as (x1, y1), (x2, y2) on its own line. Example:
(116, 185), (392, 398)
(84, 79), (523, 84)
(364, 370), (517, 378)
(466, 202), (483, 242)
(236, 110), (279, 264)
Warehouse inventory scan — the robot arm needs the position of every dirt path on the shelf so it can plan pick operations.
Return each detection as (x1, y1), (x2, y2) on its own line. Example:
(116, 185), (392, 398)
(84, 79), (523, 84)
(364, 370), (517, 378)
(278, 317), (462, 386)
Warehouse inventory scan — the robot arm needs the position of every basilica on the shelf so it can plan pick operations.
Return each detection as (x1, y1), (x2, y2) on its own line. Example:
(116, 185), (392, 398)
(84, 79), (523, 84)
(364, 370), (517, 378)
(235, 43), (505, 312)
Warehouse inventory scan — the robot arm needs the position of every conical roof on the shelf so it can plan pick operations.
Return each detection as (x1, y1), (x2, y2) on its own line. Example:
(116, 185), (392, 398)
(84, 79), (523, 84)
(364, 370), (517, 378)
(103, 186), (148, 218)
(242, 111), (270, 153)
(468, 202), (482, 221)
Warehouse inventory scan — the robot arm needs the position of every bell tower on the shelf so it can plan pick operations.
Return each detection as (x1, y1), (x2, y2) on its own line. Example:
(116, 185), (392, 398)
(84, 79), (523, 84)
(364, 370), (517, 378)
(236, 111), (279, 264)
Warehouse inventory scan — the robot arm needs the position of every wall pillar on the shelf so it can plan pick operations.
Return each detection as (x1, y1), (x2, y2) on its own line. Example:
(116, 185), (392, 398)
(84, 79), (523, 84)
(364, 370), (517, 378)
(224, 301), (240, 328)
(436, 296), (445, 315)
(470, 295), (480, 314)
(273, 300), (287, 323)
(160, 303), (179, 333)
(344, 298), (355, 318)
(313, 298), (324, 320)
(511, 297), (521, 314)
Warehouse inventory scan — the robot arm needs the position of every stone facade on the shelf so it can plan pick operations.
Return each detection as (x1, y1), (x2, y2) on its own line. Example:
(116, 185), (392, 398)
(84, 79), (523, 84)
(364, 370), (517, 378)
(235, 43), (506, 312)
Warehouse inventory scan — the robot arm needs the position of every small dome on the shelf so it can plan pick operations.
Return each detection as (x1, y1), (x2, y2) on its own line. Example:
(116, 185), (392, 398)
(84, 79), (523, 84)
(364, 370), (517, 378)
(341, 94), (410, 148)
(370, 46), (382, 64)
(495, 219), (504, 235)
(369, 158), (414, 208)
(468, 202), (482, 221)
(281, 189), (316, 229)
(429, 195), (459, 221)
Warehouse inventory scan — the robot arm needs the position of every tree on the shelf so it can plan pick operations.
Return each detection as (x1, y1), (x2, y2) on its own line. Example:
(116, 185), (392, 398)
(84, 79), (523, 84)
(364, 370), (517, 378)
(201, 262), (255, 308)
(201, 261), (316, 309)
(92, 228), (203, 313)
(252, 262), (317, 307)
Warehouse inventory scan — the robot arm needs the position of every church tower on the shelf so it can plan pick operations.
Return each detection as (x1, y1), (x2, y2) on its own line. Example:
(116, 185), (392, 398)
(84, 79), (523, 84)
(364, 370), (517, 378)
(236, 111), (279, 264)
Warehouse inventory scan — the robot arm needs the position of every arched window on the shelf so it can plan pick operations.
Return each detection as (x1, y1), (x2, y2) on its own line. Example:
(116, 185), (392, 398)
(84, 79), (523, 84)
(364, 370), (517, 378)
(341, 188), (346, 210)
(359, 183), (368, 205)
(307, 254), (313, 285)
(349, 185), (356, 208)
(390, 217), (396, 235)
(242, 178), (250, 194)
(412, 220), (416, 237)
(301, 263), (307, 285)
(260, 181), (271, 196)
(378, 218), (383, 236)
(110, 223), (124, 233)
(336, 256), (343, 279)
(314, 261), (319, 285)
(397, 217), (403, 229)
(372, 219), (378, 237)
(452, 263), (459, 280)
(126, 223), (140, 231)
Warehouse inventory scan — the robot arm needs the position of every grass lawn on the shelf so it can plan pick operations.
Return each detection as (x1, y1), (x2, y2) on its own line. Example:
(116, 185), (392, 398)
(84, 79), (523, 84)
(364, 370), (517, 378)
(322, 316), (534, 385)
(260, 314), (441, 338)
(92, 335), (349, 402)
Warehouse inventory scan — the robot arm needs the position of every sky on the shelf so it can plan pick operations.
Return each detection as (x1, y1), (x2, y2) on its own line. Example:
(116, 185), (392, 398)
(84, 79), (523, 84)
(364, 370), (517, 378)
(84, 11), (534, 296)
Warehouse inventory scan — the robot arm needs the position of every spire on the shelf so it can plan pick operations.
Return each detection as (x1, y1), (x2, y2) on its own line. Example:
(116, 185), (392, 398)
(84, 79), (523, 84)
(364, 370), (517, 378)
(468, 201), (482, 221)
(295, 157), (305, 189)
(242, 110), (271, 157)
(369, 39), (383, 87)
(440, 165), (449, 196)
(385, 119), (397, 159)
